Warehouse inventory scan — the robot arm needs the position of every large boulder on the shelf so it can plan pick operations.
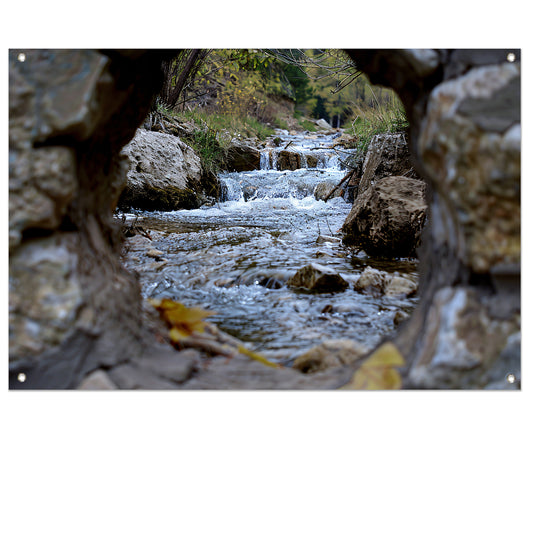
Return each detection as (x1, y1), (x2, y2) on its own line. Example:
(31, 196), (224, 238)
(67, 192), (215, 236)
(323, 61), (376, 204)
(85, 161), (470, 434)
(342, 175), (428, 258)
(118, 129), (206, 211)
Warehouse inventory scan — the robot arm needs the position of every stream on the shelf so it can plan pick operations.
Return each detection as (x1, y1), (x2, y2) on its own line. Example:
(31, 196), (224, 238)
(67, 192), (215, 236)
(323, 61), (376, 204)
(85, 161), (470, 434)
(120, 130), (419, 365)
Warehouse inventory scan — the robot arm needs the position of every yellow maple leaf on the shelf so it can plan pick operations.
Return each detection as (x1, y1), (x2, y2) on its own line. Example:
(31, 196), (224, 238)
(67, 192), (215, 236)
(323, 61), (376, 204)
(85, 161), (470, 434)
(149, 298), (215, 341)
(341, 342), (405, 390)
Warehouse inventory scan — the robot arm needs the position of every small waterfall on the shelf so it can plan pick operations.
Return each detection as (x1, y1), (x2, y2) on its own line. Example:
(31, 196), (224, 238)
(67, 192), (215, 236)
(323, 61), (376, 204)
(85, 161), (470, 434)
(260, 150), (271, 170)
(258, 132), (356, 172)
(296, 149), (308, 169)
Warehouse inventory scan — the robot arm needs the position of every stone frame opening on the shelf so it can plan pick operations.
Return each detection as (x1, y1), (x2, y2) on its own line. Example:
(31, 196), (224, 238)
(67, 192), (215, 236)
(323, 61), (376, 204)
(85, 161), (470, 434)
(9, 49), (520, 389)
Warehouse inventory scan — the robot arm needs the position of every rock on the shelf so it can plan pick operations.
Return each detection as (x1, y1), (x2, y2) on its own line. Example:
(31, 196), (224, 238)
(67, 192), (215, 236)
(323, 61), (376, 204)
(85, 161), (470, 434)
(242, 185), (258, 201)
(108, 363), (178, 389)
(353, 267), (389, 296)
(354, 267), (418, 298)
(342, 176), (428, 258)
(407, 287), (519, 389)
(314, 182), (342, 201)
(225, 139), (261, 171)
(316, 235), (342, 245)
(315, 118), (332, 130)
(9, 233), (84, 358)
(292, 339), (368, 373)
(383, 274), (418, 298)
(401, 49), (440, 77)
(306, 154), (318, 168)
(287, 263), (348, 292)
(118, 128), (205, 211)
(277, 149), (302, 171)
(132, 349), (198, 384)
(332, 133), (357, 148)
(419, 61), (520, 273)
(77, 370), (118, 390)
(393, 310), (410, 326)
(357, 133), (418, 198)
(146, 248), (164, 258)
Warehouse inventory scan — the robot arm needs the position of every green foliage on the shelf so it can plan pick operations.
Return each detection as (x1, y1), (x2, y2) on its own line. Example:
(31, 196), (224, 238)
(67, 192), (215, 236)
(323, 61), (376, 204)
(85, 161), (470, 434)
(298, 118), (317, 132)
(346, 90), (409, 154)
(187, 125), (227, 176)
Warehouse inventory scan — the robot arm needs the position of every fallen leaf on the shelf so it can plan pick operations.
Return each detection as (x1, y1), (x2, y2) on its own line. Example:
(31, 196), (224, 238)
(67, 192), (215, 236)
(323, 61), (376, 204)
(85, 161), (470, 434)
(237, 345), (280, 368)
(150, 298), (215, 341)
(341, 342), (405, 390)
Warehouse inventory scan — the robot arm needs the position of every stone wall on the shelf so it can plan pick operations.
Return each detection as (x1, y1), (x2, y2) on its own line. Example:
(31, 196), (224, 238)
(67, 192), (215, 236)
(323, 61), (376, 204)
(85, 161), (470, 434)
(9, 49), (175, 388)
(9, 49), (520, 389)
(346, 49), (520, 389)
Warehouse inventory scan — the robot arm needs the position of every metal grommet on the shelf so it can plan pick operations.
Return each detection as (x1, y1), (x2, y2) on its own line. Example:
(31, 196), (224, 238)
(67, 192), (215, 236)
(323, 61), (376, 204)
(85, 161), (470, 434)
(17, 373), (27, 383)
(506, 52), (516, 63)
(506, 373), (516, 384)
(17, 52), (26, 62)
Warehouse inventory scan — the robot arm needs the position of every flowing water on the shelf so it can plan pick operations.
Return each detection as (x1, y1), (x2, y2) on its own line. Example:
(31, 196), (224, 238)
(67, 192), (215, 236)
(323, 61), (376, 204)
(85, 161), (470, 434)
(120, 130), (419, 364)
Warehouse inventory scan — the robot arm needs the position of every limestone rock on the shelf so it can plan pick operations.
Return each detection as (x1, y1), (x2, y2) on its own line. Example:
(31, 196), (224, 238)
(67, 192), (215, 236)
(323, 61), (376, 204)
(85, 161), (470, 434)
(407, 288), (519, 389)
(293, 339), (368, 373)
(418, 61), (520, 272)
(118, 129), (204, 211)
(287, 263), (348, 292)
(342, 176), (428, 258)
(9, 233), (84, 359)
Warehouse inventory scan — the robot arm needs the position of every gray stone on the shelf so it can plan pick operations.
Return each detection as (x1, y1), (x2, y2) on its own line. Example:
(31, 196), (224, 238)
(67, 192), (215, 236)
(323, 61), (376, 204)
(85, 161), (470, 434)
(77, 370), (118, 390)
(9, 234), (83, 359)
(132, 349), (198, 384)
(353, 267), (418, 298)
(457, 75), (520, 133)
(108, 363), (178, 389)
(288, 263), (348, 293)
(314, 182), (342, 201)
(118, 129), (204, 211)
(402, 49), (440, 77)
(315, 118), (332, 129)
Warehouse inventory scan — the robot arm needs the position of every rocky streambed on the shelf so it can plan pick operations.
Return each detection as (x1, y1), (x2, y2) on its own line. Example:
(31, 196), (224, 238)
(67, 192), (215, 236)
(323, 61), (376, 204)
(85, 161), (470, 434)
(118, 129), (422, 368)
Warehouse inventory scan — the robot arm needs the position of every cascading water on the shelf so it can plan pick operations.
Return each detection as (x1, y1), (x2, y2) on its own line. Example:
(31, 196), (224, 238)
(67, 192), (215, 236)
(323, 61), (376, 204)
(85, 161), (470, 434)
(121, 130), (418, 364)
